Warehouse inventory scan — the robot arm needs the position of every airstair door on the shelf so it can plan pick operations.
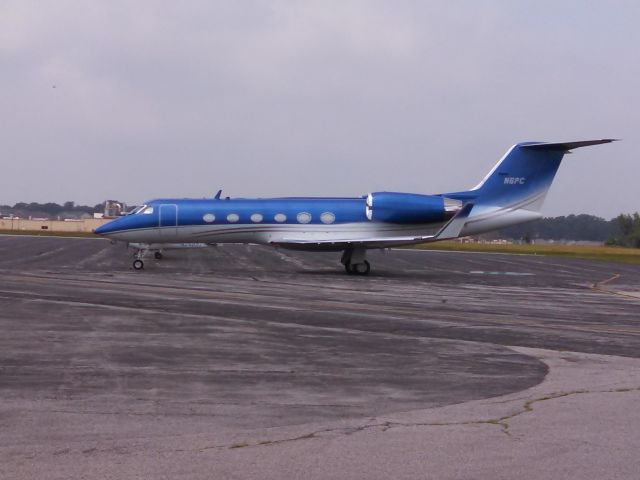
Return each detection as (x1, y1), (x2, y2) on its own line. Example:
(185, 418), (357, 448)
(159, 204), (178, 239)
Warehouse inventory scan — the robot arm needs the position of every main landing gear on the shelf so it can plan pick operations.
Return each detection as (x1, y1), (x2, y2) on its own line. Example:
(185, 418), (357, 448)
(341, 247), (371, 275)
(344, 260), (371, 275)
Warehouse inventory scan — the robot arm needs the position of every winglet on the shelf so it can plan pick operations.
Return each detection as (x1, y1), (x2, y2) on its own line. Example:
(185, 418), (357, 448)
(214, 190), (222, 200)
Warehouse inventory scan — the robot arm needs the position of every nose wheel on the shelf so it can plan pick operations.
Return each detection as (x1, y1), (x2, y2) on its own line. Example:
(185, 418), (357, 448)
(131, 247), (149, 270)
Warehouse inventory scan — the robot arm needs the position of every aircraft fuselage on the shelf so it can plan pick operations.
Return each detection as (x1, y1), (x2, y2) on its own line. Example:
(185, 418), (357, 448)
(96, 197), (448, 251)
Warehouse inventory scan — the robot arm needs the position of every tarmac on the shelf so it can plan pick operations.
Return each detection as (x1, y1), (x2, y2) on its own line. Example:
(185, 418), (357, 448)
(0, 236), (639, 479)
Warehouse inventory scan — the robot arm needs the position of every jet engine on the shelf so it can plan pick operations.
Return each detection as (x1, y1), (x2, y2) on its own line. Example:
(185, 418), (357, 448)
(365, 192), (462, 223)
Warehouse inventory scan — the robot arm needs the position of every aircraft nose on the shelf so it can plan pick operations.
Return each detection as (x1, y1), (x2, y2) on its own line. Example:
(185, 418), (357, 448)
(93, 223), (107, 235)
(94, 220), (118, 236)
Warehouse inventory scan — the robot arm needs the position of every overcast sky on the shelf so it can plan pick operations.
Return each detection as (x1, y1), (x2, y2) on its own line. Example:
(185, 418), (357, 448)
(1, 1), (638, 218)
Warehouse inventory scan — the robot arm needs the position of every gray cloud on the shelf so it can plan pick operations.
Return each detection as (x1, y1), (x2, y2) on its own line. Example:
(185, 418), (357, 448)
(1, 0), (638, 217)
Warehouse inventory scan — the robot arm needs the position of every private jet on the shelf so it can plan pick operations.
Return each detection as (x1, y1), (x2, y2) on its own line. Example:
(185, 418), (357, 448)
(95, 139), (615, 274)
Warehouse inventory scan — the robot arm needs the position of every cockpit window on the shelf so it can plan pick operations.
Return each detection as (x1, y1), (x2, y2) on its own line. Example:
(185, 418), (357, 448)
(128, 205), (147, 215)
(142, 206), (154, 214)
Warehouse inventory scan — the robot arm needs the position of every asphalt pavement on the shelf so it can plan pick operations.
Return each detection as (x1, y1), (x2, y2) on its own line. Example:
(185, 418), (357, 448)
(0, 236), (638, 479)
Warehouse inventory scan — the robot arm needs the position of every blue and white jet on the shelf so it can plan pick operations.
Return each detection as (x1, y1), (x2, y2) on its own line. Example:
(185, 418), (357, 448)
(95, 139), (614, 274)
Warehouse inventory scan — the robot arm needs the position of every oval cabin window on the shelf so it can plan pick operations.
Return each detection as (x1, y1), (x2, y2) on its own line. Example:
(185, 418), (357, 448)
(320, 212), (335, 224)
(250, 213), (263, 223)
(203, 213), (215, 223)
(297, 212), (312, 224)
(227, 213), (239, 223)
(274, 213), (287, 223)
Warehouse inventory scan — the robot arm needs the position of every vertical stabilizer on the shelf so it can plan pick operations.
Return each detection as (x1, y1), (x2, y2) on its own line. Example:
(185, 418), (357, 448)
(457, 139), (615, 236)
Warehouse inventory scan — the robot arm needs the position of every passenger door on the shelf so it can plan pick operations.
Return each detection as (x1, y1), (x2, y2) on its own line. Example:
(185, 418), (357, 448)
(159, 204), (178, 239)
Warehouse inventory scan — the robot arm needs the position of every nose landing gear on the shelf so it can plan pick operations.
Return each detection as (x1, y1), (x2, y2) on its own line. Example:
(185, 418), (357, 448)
(132, 248), (147, 270)
(130, 245), (164, 270)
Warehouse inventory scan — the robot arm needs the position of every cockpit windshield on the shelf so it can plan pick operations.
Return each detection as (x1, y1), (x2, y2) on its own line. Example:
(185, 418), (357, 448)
(128, 205), (147, 215)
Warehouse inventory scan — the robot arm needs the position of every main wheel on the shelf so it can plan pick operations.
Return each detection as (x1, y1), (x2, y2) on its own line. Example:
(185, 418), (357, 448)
(353, 260), (371, 275)
(154, 251), (163, 260)
(344, 262), (355, 274)
(133, 259), (144, 270)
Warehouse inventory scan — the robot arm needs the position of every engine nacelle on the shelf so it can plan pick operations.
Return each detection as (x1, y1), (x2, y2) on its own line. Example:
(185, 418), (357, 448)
(365, 192), (462, 224)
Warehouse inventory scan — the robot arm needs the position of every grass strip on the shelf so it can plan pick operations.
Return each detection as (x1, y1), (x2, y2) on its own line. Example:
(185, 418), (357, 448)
(411, 241), (640, 265)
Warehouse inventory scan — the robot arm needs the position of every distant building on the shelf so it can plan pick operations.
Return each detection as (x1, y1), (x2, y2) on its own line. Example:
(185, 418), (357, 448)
(104, 200), (127, 218)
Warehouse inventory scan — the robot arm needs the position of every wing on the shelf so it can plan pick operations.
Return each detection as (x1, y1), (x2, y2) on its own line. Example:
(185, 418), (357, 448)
(271, 203), (473, 249)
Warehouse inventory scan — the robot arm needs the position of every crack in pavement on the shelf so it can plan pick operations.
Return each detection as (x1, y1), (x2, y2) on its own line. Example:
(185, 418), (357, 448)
(203, 386), (640, 451)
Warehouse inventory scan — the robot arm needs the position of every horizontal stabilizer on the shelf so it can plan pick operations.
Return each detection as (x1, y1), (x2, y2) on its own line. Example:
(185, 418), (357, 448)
(521, 139), (618, 151)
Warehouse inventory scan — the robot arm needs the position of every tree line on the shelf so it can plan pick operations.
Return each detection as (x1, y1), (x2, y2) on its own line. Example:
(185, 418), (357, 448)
(497, 213), (640, 247)
(1, 201), (104, 218)
(607, 213), (640, 248)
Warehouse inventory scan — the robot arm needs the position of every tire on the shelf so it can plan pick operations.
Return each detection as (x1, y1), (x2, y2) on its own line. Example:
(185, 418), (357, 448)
(354, 260), (371, 275)
(154, 251), (163, 260)
(133, 259), (144, 270)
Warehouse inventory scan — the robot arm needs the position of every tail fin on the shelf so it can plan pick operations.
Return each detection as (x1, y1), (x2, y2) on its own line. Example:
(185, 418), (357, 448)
(452, 139), (616, 235)
(472, 139), (615, 208)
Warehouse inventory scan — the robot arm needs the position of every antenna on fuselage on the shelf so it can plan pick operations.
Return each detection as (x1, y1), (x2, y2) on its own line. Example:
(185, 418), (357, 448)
(214, 189), (222, 200)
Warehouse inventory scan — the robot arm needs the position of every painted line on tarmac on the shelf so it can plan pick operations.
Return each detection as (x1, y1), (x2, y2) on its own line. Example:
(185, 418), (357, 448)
(469, 270), (535, 276)
(589, 274), (640, 301)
